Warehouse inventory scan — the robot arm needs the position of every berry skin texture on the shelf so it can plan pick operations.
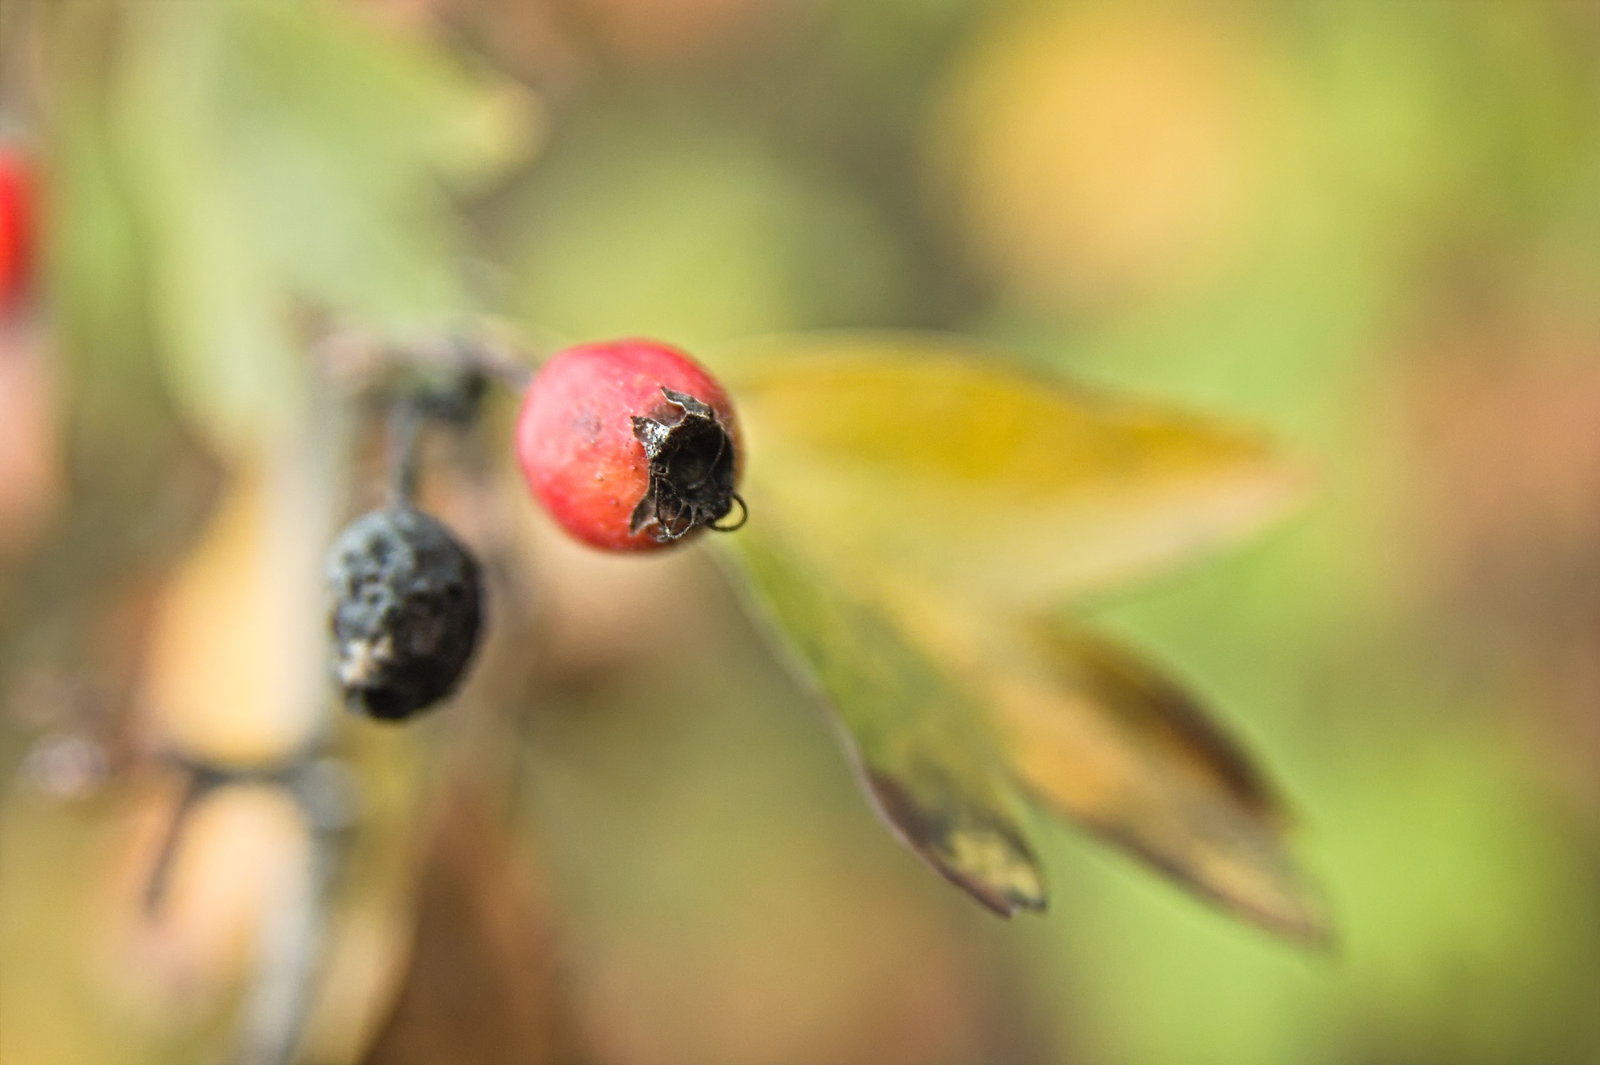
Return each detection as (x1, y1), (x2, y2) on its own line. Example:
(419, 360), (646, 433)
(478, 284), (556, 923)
(515, 339), (745, 552)
(326, 506), (484, 721)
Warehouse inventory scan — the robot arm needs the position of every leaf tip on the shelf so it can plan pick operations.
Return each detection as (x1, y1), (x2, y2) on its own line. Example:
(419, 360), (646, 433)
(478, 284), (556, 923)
(1241, 881), (1336, 951)
(864, 769), (1049, 918)
(1132, 828), (1336, 948)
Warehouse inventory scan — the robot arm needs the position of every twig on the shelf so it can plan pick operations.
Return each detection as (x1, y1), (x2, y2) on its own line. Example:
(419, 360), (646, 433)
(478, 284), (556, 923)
(226, 358), (359, 1065)
(141, 760), (226, 917)
(313, 323), (538, 399)
(233, 758), (355, 1065)
(447, 330), (535, 392)
(217, 330), (498, 1065)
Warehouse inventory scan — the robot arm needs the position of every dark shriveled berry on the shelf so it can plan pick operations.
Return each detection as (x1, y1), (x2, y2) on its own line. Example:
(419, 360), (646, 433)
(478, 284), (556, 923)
(326, 507), (483, 721)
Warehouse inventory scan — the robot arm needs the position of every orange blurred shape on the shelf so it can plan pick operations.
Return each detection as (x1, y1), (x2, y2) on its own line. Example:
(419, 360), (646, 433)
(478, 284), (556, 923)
(361, 786), (580, 1065)
(581, 879), (993, 1065)
(142, 473), (326, 766)
(576, 0), (798, 67)
(937, 6), (1286, 308)
(353, 0), (452, 31)
(1401, 300), (1600, 793)
(103, 781), (311, 1011)
(0, 328), (63, 557)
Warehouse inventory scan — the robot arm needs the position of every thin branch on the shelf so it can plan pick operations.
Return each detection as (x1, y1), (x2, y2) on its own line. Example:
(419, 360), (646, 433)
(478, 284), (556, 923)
(141, 761), (224, 917)
(220, 328), (505, 1065)
(233, 758), (355, 1065)
(312, 323), (538, 400)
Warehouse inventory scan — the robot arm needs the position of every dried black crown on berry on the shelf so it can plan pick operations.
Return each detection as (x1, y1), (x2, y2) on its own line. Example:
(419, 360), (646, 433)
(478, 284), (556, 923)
(629, 388), (746, 543)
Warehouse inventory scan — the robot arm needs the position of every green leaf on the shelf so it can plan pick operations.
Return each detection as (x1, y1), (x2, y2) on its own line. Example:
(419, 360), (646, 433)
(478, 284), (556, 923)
(201, 0), (500, 319)
(727, 333), (1307, 609)
(730, 519), (1323, 937)
(728, 523), (1047, 917)
(115, 0), (305, 457)
(110, 0), (526, 459)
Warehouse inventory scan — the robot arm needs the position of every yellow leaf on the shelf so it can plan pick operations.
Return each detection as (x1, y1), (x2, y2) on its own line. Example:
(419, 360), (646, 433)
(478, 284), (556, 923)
(919, 611), (1327, 942)
(720, 335), (1323, 938)
(144, 472), (326, 766)
(729, 333), (1307, 608)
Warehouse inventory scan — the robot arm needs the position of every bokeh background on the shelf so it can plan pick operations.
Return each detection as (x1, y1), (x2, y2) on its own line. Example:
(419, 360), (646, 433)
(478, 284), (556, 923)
(2, 1), (1599, 1064)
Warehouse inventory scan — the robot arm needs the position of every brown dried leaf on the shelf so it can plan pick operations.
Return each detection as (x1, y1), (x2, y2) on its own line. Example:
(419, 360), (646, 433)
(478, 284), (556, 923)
(982, 621), (1324, 941)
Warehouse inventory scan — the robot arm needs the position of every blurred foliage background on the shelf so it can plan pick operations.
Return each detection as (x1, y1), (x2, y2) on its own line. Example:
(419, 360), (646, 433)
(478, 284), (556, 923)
(3, 1), (1600, 1064)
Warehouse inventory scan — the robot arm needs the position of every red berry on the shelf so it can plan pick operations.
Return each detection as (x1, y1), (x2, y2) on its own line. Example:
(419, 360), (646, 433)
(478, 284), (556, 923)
(0, 146), (35, 317)
(514, 339), (746, 552)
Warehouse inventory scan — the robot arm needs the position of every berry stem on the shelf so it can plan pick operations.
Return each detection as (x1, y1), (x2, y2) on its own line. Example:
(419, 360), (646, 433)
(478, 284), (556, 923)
(455, 335), (535, 392)
(386, 394), (425, 505)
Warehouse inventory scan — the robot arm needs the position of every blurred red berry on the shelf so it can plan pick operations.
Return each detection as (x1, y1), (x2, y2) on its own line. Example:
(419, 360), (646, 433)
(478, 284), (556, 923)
(0, 146), (34, 316)
(515, 339), (746, 552)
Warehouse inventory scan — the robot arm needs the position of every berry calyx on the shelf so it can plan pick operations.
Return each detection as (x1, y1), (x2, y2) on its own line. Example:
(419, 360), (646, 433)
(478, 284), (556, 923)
(514, 339), (746, 552)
